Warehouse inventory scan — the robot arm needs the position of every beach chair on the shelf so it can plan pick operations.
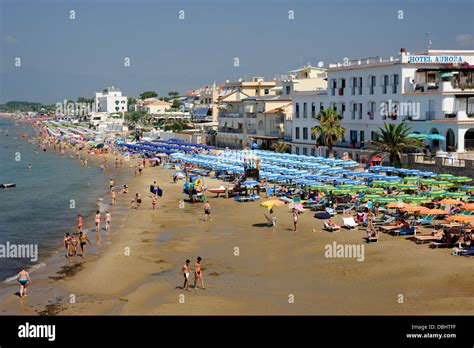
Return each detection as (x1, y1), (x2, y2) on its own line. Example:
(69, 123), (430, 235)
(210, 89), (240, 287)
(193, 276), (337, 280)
(265, 186), (274, 198)
(324, 220), (340, 232)
(343, 217), (358, 229)
(325, 207), (337, 216)
(417, 215), (434, 226)
(391, 227), (416, 236)
(452, 247), (474, 256)
(414, 233), (443, 244)
(234, 195), (250, 202)
(250, 193), (261, 201)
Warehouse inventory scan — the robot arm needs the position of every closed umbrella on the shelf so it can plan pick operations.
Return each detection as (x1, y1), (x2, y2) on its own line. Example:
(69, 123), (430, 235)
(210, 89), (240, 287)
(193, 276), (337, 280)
(428, 134), (446, 141)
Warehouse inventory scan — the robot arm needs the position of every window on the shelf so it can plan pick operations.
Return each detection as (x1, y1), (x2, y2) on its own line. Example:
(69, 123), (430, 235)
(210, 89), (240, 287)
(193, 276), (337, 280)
(311, 102), (316, 117)
(358, 103), (363, 119)
(286, 86), (291, 95)
(303, 127), (308, 140)
(382, 75), (389, 94)
(358, 77), (363, 95)
(351, 103), (357, 119)
(264, 89), (269, 95)
(295, 127), (300, 139)
(341, 102), (346, 117)
(350, 130), (358, 144)
(303, 147), (308, 155)
(351, 77), (357, 95)
(360, 131), (365, 145)
(295, 147), (300, 155)
(368, 101), (376, 120)
(369, 76), (376, 94)
(303, 102), (307, 118)
(295, 103), (300, 118)
(311, 148), (315, 156)
(311, 131), (316, 140)
(320, 102), (324, 111)
(371, 131), (379, 141)
(392, 74), (399, 94)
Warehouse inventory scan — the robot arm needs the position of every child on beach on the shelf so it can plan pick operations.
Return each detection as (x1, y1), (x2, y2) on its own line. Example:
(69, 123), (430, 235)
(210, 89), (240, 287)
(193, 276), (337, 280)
(292, 209), (299, 233)
(194, 257), (205, 290)
(17, 268), (31, 298)
(79, 231), (91, 258)
(77, 214), (83, 233)
(152, 194), (158, 210)
(180, 260), (191, 291)
(204, 201), (211, 221)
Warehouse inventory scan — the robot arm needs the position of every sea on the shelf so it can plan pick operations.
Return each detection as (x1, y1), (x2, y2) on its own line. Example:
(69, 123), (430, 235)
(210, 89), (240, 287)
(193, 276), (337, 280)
(0, 116), (128, 282)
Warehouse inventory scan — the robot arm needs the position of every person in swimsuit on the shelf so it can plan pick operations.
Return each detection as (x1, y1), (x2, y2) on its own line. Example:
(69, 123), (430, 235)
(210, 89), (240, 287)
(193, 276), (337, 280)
(204, 201), (211, 221)
(152, 194), (157, 210)
(109, 178), (114, 192)
(136, 193), (142, 208)
(292, 209), (299, 233)
(122, 184), (129, 194)
(79, 231), (91, 258)
(180, 260), (191, 291)
(95, 211), (101, 233)
(76, 214), (83, 233)
(105, 211), (111, 233)
(17, 268), (31, 297)
(111, 189), (116, 205)
(70, 235), (78, 256)
(152, 181), (159, 195)
(64, 233), (71, 257)
(115, 158), (119, 168)
(193, 257), (205, 290)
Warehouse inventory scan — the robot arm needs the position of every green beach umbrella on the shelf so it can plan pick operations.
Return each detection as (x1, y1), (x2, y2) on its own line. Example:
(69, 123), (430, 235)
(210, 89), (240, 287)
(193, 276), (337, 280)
(375, 197), (399, 203)
(372, 180), (391, 186)
(462, 186), (474, 191)
(432, 181), (454, 187)
(398, 184), (418, 190)
(368, 187), (386, 194)
(403, 176), (420, 182)
(437, 174), (454, 179)
(406, 196), (432, 203)
(449, 176), (472, 183)
(361, 194), (382, 200)
(420, 178), (437, 185)
(445, 192), (468, 198)
(424, 190), (447, 197)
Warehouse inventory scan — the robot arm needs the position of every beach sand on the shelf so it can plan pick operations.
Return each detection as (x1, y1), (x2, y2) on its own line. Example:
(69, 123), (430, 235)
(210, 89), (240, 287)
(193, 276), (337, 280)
(2, 148), (473, 316)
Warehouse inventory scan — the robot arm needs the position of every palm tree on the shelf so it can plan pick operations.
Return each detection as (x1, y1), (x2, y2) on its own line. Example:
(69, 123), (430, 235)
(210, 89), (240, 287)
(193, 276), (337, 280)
(273, 142), (290, 153)
(311, 108), (346, 158)
(370, 123), (423, 167)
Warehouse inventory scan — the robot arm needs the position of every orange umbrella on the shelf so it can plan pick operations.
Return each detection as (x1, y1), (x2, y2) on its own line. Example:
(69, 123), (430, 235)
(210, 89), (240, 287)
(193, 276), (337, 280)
(460, 203), (474, 211)
(420, 208), (450, 215)
(445, 215), (474, 223)
(402, 206), (429, 213)
(439, 199), (463, 205)
(386, 202), (409, 209)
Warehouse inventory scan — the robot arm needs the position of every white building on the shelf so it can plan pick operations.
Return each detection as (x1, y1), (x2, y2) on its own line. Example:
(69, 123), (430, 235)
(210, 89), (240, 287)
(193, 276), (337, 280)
(95, 86), (128, 113)
(290, 49), (474, 156)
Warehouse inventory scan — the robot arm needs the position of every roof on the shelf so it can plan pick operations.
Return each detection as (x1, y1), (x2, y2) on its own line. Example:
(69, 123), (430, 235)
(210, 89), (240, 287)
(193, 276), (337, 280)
(250, 135), (279, 140)
(263, 103), (292, 114)
(145, 100), (172, 106)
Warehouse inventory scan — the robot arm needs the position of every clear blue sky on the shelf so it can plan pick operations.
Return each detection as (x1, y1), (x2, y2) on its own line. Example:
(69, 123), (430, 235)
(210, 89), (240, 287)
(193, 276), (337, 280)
(1, 0), (473, 103)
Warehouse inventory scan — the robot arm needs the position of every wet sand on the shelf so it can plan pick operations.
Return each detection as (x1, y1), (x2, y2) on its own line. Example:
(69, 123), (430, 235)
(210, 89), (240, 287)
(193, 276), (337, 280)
(1, 153), (473, 315)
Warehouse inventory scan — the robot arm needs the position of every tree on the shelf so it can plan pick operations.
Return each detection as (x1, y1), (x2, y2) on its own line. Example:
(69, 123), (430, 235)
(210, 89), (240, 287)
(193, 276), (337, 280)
(272, 143), (290, 153)
(168, 91), (180, 98)
(124, 111), (145, 126)
(311, 108), (346, 158)
(139, 91), (158, 100)
(128, 97), (137, 105)
(370, 123), (423, 167)
(171, 99), (181, 109)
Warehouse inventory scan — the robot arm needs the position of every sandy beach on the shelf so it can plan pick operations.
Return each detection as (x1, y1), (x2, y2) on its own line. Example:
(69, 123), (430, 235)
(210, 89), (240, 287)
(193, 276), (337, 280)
(1, 145), (473, 316)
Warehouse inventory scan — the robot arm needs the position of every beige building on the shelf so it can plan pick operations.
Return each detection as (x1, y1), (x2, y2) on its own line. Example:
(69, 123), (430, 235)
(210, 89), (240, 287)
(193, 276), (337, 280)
(144, 100), (172, 114)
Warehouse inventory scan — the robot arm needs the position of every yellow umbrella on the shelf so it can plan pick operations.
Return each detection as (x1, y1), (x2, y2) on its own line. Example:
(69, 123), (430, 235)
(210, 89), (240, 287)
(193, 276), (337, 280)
(260, 199), (285, 210)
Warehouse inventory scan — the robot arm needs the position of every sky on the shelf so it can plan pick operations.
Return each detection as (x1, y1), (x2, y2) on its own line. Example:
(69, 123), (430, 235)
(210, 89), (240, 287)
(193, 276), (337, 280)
(1, 0), (473, 103)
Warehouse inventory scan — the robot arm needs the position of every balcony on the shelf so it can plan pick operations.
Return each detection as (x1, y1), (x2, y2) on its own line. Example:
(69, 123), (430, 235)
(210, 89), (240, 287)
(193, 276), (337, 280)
(414, 82), (439, 92)
(218, 128), (243, 134)
(284, 135), (292, 142)
(246, 129), (257, 135)
(219, 112), (243, 118)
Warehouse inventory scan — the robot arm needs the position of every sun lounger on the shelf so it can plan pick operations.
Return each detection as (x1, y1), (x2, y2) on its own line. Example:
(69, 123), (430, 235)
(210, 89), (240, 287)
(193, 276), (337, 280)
(417, 215), (435, 226)
(414, 233), (443, 244)
(325, 207), (337, 216)
(342, 217), (358, 229)
(452, 247), (474, 256)
(324, 220), (340, 232)
(279, 196), (292, 203)
(250, 193), (261, 201)
(390, 227), (416, 236)
(430, 241), (447, 248)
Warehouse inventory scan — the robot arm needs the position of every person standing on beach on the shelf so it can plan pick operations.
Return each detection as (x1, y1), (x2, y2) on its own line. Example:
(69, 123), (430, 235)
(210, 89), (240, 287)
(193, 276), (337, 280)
(105, 211), (112, 233)
(292, 209), (299, 233)
(152, 194), (157, 210)
(204, 201), (211, 221)
(79, 231), (91, 258)
(115, 158), (119, 169)
(95, 211), (101, 234)
(180, 260), (191, 291)
(193, 257), (205, 290)
(17, 268), (31, 298)
(76, 214), (83, 233)
(64, 233), (71, 257)
(109, 178), (114, 192)
(70, 234), (78, 257)
(111, 189), (117, 205)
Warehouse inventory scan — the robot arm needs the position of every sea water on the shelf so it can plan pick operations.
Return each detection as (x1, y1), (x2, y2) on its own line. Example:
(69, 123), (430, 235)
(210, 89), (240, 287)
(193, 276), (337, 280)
(0, 117), (121, 281)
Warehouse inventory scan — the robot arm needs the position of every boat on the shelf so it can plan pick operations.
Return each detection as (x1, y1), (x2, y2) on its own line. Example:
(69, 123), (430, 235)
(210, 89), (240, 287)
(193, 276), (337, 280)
(208, 185), (227, 194)
(0, 183), (16, 188)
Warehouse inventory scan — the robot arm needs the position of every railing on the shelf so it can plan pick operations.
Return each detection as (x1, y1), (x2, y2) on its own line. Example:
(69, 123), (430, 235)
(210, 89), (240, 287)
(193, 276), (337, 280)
(218, 128), (243, 134)
(220, 112), (243, 118)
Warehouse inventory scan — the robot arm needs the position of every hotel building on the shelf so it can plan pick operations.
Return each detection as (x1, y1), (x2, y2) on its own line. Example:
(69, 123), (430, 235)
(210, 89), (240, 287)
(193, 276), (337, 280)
(290, 49), (474, 156)
(95, 86), (128, 113)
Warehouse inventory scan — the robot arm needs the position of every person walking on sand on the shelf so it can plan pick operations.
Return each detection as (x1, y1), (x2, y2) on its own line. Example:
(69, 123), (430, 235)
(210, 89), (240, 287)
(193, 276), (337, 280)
(70, 234), (78, 256)
(76, 214), (83, 233)
(111, 189), (116, 205)
(180, 260), (191, 291)
(17, 268), (31, 298)
(64, 233), (71, 257)
(109, 178), (114, 192)
(194, 257), (205, 290)
(79, 231), (91, 258)
(95, 210), (101, 234)
(105, 211), (112, 233)
(152, 194), (157, 210)
(204, 201), (211, 221)
(292, 209), (299, 233)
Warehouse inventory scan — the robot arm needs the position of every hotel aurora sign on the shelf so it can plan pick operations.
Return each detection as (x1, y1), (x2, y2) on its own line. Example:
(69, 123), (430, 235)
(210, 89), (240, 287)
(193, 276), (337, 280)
(404, 55), (465, 64)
